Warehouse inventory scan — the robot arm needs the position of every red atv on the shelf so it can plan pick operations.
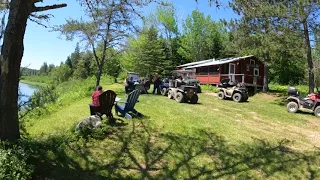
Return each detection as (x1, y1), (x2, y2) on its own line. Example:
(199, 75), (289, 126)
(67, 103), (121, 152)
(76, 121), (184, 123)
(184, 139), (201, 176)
(286, 87), (320, 117)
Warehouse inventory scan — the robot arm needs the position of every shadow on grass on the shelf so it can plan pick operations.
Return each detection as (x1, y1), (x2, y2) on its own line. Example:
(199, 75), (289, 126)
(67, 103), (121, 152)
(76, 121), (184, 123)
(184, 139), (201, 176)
(28, 120), (320, 179)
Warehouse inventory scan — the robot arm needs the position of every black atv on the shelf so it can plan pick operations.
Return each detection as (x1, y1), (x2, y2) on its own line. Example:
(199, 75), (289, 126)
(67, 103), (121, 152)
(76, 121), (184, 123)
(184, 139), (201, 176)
(286, 87), (320, 117)
(217, 79), (248, 102)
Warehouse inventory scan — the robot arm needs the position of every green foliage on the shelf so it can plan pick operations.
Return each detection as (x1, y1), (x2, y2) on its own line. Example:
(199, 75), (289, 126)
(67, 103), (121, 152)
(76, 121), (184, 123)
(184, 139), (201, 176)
(48, 64), (55, 73)
(29, 86), (58, 109)
(269, 83), (309, 96)
(71, 43), (81, 70)
(39, 62), (48, 75)
(122, 26), (167, 76)
(104, 55), (121, 82)
(20, 67), (38, 76)
(50, 64), (72, 83)
(201, 85), (220, 93)
(0, 142), (35, 180)
(76, 121), (110, 140)
(230, 0), (320, 92)
(178, 10), (228, 62)
(20, 75), (52, 85)
(73, 59), (88, 79)
(269, 53), (305, 85)
(65, 56), (72, 70)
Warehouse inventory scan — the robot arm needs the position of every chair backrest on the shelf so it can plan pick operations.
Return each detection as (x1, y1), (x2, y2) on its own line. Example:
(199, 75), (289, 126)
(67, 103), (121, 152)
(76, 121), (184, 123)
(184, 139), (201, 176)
(99, 90), (117, 115)
(125, 90), (140, 111)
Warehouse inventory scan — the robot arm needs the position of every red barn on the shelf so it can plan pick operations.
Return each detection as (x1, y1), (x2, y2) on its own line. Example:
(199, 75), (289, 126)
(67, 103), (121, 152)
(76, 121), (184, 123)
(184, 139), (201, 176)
(177, 55), (265, 88)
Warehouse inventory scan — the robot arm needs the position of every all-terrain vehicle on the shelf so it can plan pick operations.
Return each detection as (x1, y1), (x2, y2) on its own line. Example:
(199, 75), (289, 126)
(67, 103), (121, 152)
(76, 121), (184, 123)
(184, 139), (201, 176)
(167, 78), (199, 104)
(126, 72), (150, 94)
(172, 70), (202, 93)
(160, 77), (171, 96)
(217, 79), (248, 102)
(286, 87), (320, 117)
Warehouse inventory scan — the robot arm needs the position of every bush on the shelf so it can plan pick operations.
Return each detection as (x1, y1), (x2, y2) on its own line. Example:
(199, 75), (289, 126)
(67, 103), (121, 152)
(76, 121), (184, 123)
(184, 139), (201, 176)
(29, 86), (58, 109)
(0, 142), (36, 180)
(201, 85), (220, 93)
(269, 83), (309, 96)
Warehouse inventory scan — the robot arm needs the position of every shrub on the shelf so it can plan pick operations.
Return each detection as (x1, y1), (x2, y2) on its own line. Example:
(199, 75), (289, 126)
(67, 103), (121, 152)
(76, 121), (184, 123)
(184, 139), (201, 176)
(0, 142), (36, 180)
(29, 86), (58, 109)
(201, 84), (220, 93)
(269, 83), (309, 96)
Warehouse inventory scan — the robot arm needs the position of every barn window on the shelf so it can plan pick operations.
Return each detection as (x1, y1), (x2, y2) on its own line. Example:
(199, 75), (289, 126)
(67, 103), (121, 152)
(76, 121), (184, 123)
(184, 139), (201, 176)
(196, 67), (209, 75)
(250, 59), (255, 65)
(208, 66), (219, 75)
(254, 68), (259, 76)
(221, 64), (229, 74)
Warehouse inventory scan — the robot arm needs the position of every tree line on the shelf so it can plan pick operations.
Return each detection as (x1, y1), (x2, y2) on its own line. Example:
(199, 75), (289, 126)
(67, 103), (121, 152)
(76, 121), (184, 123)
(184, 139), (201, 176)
(37, 3), (319, 91)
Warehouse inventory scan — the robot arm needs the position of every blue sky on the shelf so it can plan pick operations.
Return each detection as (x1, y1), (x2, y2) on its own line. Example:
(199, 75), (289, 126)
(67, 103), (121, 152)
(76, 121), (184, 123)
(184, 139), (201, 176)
(22, 0), (238, 70)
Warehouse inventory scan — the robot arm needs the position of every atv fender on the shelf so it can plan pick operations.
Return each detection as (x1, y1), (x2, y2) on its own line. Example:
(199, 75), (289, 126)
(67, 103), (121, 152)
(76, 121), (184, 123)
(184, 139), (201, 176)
(314, 100), (320, 109)
(287, 96), (299, 102)
(287, 96), (300, 105)
(176, 89), (185, 93)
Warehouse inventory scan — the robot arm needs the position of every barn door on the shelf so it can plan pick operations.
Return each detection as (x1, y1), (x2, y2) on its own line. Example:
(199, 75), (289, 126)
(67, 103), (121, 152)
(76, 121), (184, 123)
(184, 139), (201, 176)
(229, 63), (235, 82)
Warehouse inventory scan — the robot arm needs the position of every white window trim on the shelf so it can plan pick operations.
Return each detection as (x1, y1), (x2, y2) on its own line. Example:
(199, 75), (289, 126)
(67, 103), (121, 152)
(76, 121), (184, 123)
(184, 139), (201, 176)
(254, 68), (259, 76)
(250, 59), (255, 65)
(229, 63), (235, 74)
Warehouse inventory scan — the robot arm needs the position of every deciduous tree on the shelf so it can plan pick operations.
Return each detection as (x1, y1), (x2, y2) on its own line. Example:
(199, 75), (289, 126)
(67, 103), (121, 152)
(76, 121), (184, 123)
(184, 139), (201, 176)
(178, 10), (228, 62)
(59, 0), (161, 86)
(0, 0), (66, 141)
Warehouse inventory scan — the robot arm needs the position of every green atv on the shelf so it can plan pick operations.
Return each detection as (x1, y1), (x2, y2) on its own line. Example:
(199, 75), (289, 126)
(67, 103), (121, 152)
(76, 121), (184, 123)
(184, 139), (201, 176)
(172, 70), (201, 93)
(167, 79), (199, 104)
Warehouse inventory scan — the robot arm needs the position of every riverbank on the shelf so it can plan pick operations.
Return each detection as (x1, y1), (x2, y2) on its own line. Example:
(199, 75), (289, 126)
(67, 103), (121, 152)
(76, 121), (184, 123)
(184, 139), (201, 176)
(20, 79), (47, 87)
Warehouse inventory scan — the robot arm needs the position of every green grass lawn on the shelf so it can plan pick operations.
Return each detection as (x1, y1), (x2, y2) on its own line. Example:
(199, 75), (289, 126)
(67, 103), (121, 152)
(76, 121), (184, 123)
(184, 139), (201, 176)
(27, 83), (320, 179)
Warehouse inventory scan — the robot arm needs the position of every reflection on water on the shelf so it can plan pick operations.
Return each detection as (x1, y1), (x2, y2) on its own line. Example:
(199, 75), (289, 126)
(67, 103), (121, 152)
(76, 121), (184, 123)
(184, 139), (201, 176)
(19, 83), (38, 104)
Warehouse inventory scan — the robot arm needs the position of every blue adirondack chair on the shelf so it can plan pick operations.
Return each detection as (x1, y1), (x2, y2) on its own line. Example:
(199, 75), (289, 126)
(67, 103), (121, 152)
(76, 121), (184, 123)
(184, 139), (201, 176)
(115, 90), (142, 119)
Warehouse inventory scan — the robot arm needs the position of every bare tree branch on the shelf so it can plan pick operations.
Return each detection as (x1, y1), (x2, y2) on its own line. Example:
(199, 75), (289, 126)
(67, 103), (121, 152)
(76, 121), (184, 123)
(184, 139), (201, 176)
(32, 3), (67, 13)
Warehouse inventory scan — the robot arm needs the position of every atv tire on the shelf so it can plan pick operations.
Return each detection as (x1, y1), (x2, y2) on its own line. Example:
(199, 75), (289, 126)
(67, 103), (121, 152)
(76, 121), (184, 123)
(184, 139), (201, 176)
(190, 94), (198, 104)
(232, 93), (242, 103)
(218, 91), (225, 100)
(242, 94), (248, 102)
(314, 106), (320, 117)
(175, 92), (185, 103)
(161, 88), (167, 96)
(168, 90), (173, 99)
(287, 101), (299, 113)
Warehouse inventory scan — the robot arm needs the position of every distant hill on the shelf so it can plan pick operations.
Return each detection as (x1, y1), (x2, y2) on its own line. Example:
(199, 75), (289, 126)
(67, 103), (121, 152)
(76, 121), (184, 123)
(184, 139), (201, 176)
(20, 67), (39, 76)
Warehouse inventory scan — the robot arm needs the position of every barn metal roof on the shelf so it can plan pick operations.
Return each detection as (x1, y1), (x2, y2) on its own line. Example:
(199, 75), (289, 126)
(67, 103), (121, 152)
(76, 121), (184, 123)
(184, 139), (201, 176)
(177, 59), (215, 68)
(184, 55), (255, 69)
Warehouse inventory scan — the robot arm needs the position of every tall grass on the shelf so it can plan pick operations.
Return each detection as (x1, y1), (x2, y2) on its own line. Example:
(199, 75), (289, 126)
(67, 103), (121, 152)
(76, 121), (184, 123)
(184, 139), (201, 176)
(201, 84), (220, 92)
(20, 75), (53, 85)
(269, 83), (310, 96)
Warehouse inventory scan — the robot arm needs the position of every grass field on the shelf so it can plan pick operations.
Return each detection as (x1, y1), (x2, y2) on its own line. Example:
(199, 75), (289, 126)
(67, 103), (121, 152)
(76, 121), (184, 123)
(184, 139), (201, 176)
(26, 83), (320, 179)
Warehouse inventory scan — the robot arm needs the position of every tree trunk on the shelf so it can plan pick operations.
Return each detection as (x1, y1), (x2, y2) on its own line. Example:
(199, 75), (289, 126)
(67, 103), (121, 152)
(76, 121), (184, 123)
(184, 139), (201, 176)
(0, 0), (33, 141)
(303, 21), (314, 93)
(263, 65), (269, 93)
(95, 65), (102, 87)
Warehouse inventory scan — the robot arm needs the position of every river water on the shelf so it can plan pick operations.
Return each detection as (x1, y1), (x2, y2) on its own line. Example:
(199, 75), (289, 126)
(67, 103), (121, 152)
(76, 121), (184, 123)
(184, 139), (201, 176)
(19, 83), (38, 104)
